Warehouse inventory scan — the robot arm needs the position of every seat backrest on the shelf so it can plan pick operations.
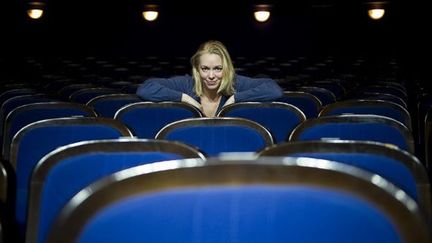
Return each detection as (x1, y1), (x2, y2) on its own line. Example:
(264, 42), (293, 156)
(298, 86), (336, 106)
(114, 102), (203, 138)
(0, 94), (56, 151)
(69, 88), (119, 104)
(358, 85), (408, 103)
(46, 158), (431, 243)
(425, 109), (432, 170)
(156, 117), (274, 157)
(86, 94), (141, 118)
(0, 89), (37, 106)
(289, 115), (415, 153)
(258, 140), (431, 217)
(310, 80), (347, 100)
(358, 92), (407, 108)
(416, 94), (432, 163)
(0, 162), (8, 207)
(57, 84), (95, 100)
(10, 117), (133, 233)
(319, 99), (412, 131)
(217, 102), (305, 143)
(121, 83), (140, 94)
(26, 139), (205, 243)
(2, 102), (96, 160)
(277, 91), (322, 118)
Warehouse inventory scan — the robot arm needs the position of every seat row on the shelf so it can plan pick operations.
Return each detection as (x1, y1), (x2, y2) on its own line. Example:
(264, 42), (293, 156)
(0, 138), (430, 242)
(0, 113), (430, 242)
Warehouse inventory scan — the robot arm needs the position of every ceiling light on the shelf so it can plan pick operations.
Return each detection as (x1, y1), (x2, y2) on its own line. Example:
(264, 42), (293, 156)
(254, 4), (272, 23)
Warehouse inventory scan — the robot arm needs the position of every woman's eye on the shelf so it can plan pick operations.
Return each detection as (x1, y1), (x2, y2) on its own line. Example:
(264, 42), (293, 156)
(201, 67), (209, 71)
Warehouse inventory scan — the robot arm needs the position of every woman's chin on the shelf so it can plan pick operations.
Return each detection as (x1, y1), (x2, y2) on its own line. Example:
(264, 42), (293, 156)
(204, 84), (220, 90)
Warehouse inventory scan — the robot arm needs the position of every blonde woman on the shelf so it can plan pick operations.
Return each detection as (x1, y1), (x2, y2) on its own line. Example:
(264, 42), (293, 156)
(136, 40), (283, 117)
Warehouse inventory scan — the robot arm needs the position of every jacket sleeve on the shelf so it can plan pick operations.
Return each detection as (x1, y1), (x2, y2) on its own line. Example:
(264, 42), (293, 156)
(136, 76), (194, 102)
(234, 75), (284, 102)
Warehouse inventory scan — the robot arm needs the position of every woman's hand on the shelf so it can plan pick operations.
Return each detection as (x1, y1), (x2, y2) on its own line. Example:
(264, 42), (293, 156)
(222, 95), (235, 107)
(181, 93), (202, 111)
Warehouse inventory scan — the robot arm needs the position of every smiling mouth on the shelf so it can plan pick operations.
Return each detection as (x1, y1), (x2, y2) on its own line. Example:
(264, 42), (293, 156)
(206, 81), (217, 86)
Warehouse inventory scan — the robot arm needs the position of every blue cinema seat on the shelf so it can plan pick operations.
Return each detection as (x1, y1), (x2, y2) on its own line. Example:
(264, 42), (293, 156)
(0, 94), (57, 151)
(114, 102), (203, 138)
(69, 88), (119, 104)
(86, 94), (141, 117)
(46, 158), (431, 243)
(258, 140), (431, 218)
(276, 91), (322, 118)
(297, 86), (336, 106)
(2, 102), (96, 160)
(9, 117), (133, 234)
(217, 102), (306, 143)
(319, 99), (412, 131)
(289, 114), (415, 154)
(26, 138), (204, 243)
(156, 117), (274, 157)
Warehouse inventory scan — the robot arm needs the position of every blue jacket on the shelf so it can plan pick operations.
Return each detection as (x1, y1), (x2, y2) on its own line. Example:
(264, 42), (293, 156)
(136, 74), (283, 113)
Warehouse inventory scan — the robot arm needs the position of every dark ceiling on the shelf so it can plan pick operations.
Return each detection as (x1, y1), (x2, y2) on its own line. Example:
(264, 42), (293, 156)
(1, 0), (430, 60)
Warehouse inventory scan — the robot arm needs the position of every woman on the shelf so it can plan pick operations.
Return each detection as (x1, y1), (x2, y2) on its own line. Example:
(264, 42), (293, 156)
(136, 40), (283, 117)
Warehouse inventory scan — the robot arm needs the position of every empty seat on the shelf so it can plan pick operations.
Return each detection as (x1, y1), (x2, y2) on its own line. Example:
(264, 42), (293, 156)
(425, 109), (432, 171)
(298, 86), (336, 106)
(0, 94), (56, 150)
(86, 94), (141, 117)
(217, 102), (305, 143)
(258, 140), (431, 217)
(57, 84), (95, 100)
(10, 117), (133, 234)
(310, 80), (347, 100)
(69, 88), (119, 104)
(319, 99), (412, 131)
(0, 89), (37, 106)
(289, 115), (415, 154)
(26, 138), (205, 243)
(276, 91), (322, 118)
(156, 117), (273, 157)
(114, 102), (202, 138)
(357, 85), (407, 103)
(47, 157), (430, 243)
(2, 102), (96, 160)
(357, 92), (407, 108)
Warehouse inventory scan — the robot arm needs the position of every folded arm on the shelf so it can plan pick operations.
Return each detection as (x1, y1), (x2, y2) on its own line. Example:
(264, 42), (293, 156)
(136, 76), (195, 102)
(233, 75), (284, 102)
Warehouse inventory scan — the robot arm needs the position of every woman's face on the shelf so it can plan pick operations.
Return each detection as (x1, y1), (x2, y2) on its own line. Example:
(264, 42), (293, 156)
(198, 53), (223, 92)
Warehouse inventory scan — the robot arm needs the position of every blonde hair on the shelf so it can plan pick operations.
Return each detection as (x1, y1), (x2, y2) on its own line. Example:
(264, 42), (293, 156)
(190, 40), (236, 96)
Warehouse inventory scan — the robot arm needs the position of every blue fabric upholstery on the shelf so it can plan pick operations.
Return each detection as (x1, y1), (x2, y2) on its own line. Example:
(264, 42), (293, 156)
(9, 108), (94, 141)
(37, 152), (183, 243)
(116, 105), (200, 138)
(220, 106), (304, 143)
(70, 89), (117, 104)
(294, 123), (409, 151)
(323, 106), (407, 128)
(290, 152), (417, 199)
(0, 89), (36, 104)
(299, 87), (336, 106)
(77, 186), (400, 243)
(15, 123), (126, 231)
(89, 96), (141, 117)
(277, 95), (319, 118)
(1, 96), (54, 121)
(4, 104), (94, 159)
(0, 95), (55, 148)
(163, 126), (268, 157)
